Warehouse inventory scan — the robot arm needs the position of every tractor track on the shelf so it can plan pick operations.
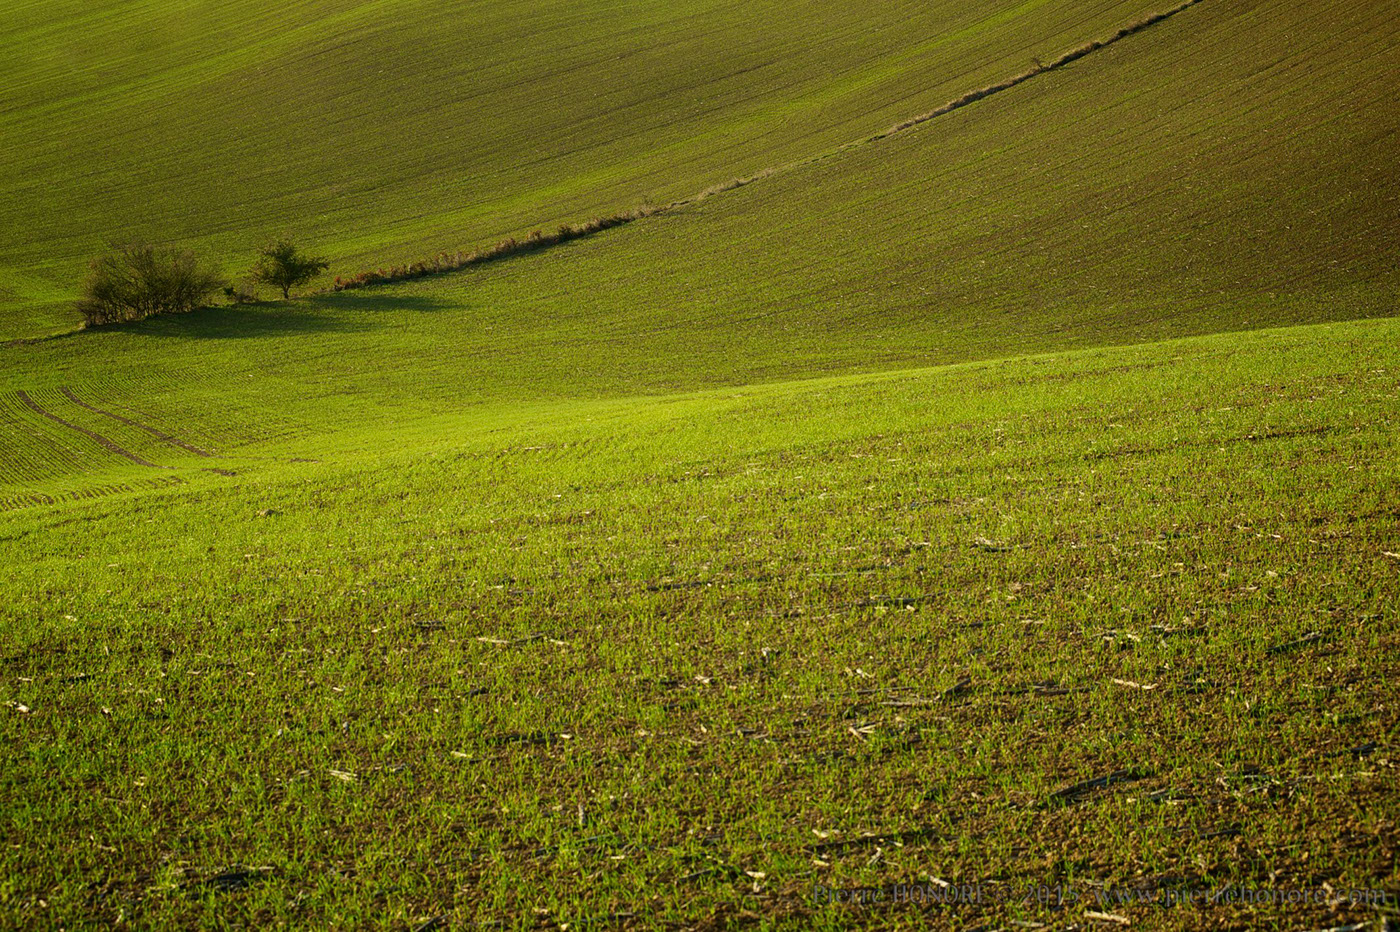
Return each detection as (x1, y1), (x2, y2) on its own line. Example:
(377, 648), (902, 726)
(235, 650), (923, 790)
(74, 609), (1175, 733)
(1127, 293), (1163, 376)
(59, 387), (216, 458)
(15, 390), (163, 469)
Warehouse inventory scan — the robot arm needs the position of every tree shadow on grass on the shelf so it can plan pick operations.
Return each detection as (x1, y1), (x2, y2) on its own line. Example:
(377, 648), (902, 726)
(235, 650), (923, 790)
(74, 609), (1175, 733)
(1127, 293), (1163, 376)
(139, 293), (455, 339)
(304, 293), (458, 314)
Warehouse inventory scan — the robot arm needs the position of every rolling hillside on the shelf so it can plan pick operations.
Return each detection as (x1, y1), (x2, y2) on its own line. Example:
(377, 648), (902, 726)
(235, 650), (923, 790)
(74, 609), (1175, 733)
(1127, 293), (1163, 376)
(0, 0), (1175, 339)
(1, 0), (1398, 927)
(2, 0), (1395, 504)
(3, 316), (1398, 929)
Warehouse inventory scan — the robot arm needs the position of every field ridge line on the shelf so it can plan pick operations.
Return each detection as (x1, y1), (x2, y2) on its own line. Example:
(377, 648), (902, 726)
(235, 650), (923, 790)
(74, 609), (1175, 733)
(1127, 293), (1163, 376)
(671, 0), (1212, 202)
(863, 0), (1208, 143)
(14, 390), (163, 469)
(59, 387), (216, 458)
(337, 0), (1210, 294)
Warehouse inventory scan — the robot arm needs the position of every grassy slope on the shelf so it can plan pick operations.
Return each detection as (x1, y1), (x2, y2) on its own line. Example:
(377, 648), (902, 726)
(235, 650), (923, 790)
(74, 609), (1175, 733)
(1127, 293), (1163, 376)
(0, 0), (1174, 339)
(1, 0), (1395, 506)
(2, 318), (1398, 928)
(1, 0), (1399, 926)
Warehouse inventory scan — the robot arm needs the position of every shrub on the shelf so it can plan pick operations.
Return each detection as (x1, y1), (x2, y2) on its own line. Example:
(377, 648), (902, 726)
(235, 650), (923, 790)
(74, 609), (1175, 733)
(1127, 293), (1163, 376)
(324, 205), (661, 293)
(77, 242), (226, 327)
(250, 239), (330, 299)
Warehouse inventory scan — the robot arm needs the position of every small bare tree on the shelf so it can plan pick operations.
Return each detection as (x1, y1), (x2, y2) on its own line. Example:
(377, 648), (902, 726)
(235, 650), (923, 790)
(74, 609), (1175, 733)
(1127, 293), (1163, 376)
(250, 239), (330, 299)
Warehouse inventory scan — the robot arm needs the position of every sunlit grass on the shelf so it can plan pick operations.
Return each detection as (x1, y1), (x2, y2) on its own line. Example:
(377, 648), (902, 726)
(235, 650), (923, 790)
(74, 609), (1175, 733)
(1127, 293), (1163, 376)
(1, 0), (1397, 925)
(2, 318), (1397, 928)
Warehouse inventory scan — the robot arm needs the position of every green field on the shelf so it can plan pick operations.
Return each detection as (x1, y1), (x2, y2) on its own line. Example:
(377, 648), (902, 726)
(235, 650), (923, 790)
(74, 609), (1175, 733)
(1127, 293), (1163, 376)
(1, 0), (1185, 340)
(1, 0), (1398, 927)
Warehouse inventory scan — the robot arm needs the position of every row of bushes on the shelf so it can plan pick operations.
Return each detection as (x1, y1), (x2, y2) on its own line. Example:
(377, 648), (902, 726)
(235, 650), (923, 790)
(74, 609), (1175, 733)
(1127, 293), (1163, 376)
(326, 174), (795, 294)
(77, 240), (328, 328)
(330, 208), (655, 292)
(77, 201), (679, 327)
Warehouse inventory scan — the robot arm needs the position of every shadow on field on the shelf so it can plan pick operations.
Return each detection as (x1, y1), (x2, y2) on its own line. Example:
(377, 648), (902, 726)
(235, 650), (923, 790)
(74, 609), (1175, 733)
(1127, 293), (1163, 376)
(306, 293), (457, 314)
(140, 294), (454, 339)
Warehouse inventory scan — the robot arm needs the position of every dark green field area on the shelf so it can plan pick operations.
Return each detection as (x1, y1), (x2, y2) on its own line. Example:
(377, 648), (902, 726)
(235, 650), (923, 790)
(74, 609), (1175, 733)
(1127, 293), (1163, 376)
(1, 0), (1398, 928)
(0, 0), (1178, 339)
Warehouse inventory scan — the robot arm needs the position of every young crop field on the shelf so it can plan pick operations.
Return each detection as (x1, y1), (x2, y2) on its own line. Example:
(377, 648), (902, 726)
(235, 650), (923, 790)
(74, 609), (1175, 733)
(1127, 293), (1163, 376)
(1, 0), (1397, 928)
(2, 319), (1398, 929)
(0, 0), (1178, 340)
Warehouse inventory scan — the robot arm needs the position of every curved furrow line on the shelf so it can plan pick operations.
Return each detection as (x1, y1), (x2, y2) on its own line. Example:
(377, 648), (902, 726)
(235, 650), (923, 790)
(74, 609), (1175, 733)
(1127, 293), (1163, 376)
(59, 387), (217, 458)
(14, 390), (164, 469)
